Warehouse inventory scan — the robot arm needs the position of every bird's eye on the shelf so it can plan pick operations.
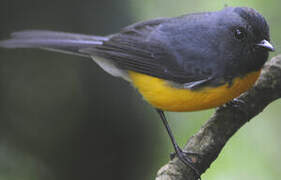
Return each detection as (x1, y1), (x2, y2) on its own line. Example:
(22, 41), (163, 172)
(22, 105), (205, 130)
(234, 27), (247, 40)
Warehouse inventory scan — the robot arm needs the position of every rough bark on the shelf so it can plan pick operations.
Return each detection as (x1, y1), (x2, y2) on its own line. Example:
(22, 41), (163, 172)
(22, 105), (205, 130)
(156, 55), (281, 180)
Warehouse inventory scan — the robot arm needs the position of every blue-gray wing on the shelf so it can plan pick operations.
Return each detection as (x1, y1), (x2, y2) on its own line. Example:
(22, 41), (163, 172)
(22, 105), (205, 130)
(81, 17), (217, 86)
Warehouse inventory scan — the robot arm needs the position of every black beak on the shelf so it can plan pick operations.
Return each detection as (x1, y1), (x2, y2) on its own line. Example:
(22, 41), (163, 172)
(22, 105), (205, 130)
(256, 40), (275, 51)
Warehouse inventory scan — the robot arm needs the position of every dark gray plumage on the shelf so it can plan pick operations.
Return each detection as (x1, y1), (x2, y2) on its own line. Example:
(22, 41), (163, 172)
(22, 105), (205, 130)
(0, 7), (273, 88)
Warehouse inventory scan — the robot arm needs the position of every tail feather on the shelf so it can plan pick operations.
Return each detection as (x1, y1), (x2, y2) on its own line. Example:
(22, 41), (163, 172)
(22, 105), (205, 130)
(10, 30), (109, 41)
(0, 30), (108, 57)
(0, 30), (130, 80)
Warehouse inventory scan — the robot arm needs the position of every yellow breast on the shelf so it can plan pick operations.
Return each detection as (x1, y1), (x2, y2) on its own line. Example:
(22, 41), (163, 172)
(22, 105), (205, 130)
(129, 71), (260, 112)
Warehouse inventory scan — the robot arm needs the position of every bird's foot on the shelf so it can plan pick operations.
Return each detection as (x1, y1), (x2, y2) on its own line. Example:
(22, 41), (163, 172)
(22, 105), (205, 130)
(170, 145), (201, 180)
(224, 98), (245, 108)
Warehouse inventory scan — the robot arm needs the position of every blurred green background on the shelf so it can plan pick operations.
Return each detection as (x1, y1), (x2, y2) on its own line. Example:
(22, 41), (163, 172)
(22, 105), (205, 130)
(0, 0), (280, 179)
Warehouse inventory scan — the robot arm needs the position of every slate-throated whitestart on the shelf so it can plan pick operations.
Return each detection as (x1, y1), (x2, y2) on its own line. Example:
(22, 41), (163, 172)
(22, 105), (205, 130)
(0, 6), (274, 178)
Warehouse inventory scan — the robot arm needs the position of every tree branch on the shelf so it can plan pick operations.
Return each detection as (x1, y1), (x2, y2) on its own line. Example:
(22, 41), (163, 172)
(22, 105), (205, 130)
(155, 54), (281, 180)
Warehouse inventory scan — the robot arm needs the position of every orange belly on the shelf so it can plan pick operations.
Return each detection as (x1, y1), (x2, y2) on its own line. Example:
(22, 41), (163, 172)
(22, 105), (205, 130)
(128, 71), (260, 112)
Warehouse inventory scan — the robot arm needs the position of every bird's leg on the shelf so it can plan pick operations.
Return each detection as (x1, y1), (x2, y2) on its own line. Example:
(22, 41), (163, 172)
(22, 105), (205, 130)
(156, 109), (201, 179)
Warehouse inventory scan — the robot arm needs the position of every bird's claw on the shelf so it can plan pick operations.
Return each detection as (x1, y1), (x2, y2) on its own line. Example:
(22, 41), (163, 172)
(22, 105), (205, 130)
(224, 98), (245, 108)
(170, 145), (202, 180)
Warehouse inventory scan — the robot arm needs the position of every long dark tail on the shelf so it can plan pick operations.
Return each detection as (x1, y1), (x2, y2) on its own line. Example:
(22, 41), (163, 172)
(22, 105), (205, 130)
(0, 30), (108, 57)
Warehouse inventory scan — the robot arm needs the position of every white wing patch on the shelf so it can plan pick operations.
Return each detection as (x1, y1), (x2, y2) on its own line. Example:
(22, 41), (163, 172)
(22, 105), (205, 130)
(91, 56), (131, 82)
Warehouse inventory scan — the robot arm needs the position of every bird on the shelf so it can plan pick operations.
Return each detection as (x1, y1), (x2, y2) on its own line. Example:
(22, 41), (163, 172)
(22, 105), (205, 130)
(0, 6), (274, 178)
